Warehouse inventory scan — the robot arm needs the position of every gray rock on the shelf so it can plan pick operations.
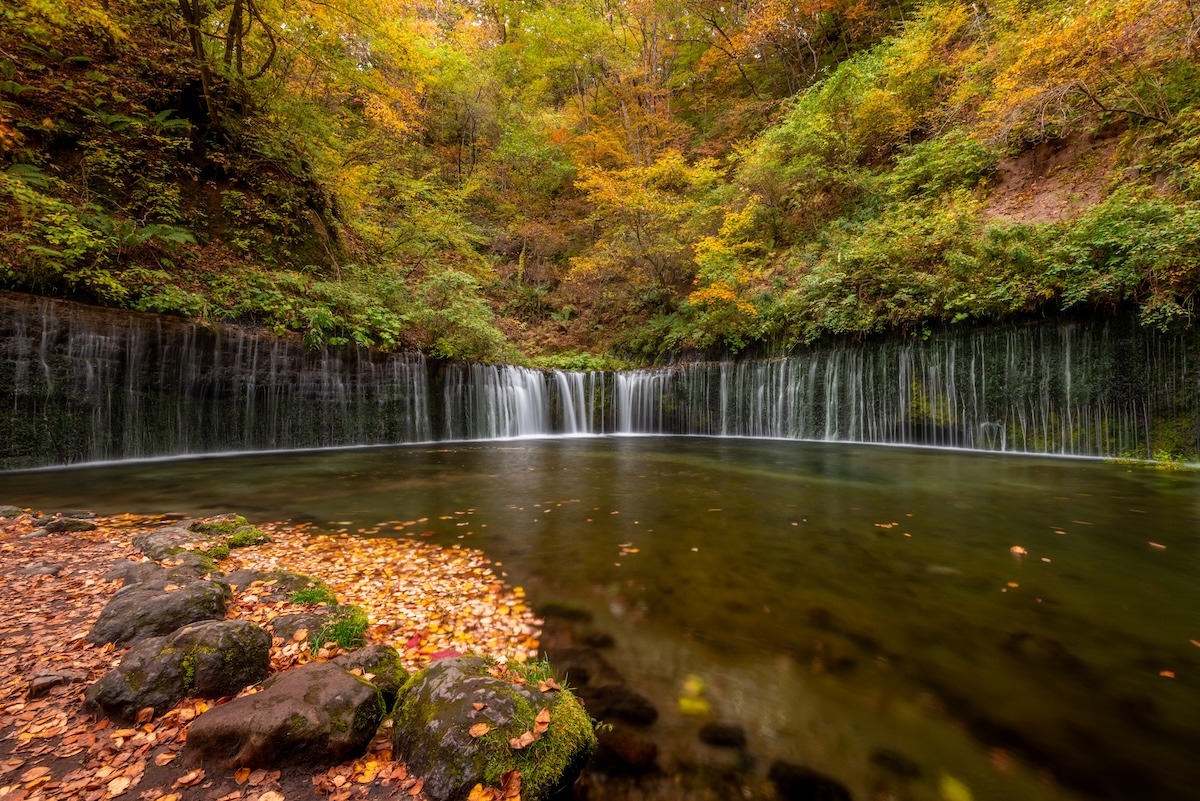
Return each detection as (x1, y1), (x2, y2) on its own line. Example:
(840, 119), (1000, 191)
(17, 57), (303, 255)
(268, 612), (329, 641)
(85, 620), (271, 721)
(87, 580), (229, 647)
(0, 505), (24, 518)
(19, 562), (63, 577)
(161, 551), (218, 579)
(57, 510), (96, 519)
(333, 645), (409, 710)
(28, 669), (88, 699)
(225, 569), (323, 601)
(45, 517), (97, 533)
(20, 529), (50, 539)
(393, 656), (596, 801)
(185, 662), (383, 769)
(104, 561), (169, 586)
(132, 527), (207, 560)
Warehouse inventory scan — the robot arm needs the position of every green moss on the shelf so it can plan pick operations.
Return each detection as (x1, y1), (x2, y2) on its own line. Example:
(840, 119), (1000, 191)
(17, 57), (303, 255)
(204, 542), (231, 561)
(288, 582), (338, 605)
(312, 605), (368, 651)
(189, 515), (249, 537)
(285, 712), (309, 736)
(227, 525), (271, 548)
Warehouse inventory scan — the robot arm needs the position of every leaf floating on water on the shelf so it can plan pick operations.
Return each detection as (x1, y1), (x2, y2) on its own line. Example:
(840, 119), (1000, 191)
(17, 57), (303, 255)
(469, 722), (491, 738)
(1149, 542), (1167, 550)
(1160, 670), (1176, 678)
(1190, 639), (1200, 648)
(1009, 546), (1027, 557)
(939, 774), (974, 801)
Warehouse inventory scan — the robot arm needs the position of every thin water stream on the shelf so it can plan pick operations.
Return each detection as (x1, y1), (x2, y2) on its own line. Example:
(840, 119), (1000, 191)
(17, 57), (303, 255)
(2, 437), (1197, 800)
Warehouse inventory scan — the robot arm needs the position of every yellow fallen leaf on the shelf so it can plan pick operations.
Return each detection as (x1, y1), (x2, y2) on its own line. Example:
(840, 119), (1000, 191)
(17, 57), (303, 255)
(107, 776), (131, 796)
(940, 774), (973, 801)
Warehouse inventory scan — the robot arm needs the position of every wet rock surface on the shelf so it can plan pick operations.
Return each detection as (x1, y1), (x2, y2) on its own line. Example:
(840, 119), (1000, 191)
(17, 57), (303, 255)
(186, 661), (383, 769)
(333, 644), (409, 710)
(86, 579), (229, 647)
(85, 619), (271, 721)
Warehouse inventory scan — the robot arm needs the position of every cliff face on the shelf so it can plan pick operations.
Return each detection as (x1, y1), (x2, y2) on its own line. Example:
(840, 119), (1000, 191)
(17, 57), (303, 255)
(0, 291), (431, 468)
(3, 292), (1197, 469)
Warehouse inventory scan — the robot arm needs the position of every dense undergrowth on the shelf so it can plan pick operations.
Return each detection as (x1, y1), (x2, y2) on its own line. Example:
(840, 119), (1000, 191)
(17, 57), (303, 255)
(2, 0), (1198, 364)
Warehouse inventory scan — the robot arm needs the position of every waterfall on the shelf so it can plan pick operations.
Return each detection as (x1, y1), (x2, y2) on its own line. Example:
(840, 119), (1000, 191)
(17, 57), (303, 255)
(2, 291), (1197, 468)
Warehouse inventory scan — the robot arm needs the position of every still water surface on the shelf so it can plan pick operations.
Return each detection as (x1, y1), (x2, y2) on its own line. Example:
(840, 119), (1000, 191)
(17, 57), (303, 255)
(2, 437), (1198, 800)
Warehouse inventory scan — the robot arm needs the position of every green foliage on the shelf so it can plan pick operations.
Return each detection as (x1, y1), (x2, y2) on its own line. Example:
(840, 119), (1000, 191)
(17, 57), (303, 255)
(403, 271), (508, 362)
(313, 604), (369, 651)
(227, 525), (271, 548)
(289, 582), (338, 606)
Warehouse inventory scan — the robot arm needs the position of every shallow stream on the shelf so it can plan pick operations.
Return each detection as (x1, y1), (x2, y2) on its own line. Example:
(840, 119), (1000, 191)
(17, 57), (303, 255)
(2, 437), (1198, 800)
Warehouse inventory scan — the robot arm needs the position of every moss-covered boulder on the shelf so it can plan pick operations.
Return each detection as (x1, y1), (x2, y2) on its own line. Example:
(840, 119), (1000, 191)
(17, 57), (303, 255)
(334, 645), (409, 711)
(87, 579), (230, 647)
(84, 619), (271, 721)
(185, 662), (384, 769)
(392, 656), (597, 801)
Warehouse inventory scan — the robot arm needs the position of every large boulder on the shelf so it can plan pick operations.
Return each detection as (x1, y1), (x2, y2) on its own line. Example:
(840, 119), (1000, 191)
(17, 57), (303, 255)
(333, 645), (409, 710)
(0, 505), (24, 518)
(392, 656), (596, 801)
(87, 580), (229, 647)
(185, 662), (383, 769)
(104, 560), (169, 586)
(85, 620), (271, 721)
(45, 516), (97, 533)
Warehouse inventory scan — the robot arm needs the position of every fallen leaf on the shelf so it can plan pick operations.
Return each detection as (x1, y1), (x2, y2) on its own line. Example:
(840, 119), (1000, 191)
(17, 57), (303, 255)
(534, 707), (551, 735)
(1149, 542), (1167, 550)
(292, 628), (309, 643)
(500, 770), (522, 800)
(135, 706), (155, 724)
(471, 702), (486, 711)
(537, 679), (561, 693)
(107, 775), (131, 796)
(154, 751), (177, 767)
(20, 767), (50, 783)
(236, 767), (252, 784)
(408, 777), (425, 796)
(173, 769), (204, 788)
(257, 792), (285, 801)
(508, 730), (537, 750)
(468, 785), (499, 801)
(469, 722), (491, 738)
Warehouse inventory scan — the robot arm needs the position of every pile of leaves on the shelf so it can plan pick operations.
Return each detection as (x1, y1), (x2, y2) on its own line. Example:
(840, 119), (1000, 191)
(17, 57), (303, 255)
(0, 510), (545, 801)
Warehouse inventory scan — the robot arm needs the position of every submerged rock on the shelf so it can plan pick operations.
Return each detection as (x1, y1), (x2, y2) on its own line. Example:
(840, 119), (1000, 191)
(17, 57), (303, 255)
(768, 760), (853, 801)
(586, 684), (659, 726)
(186, 661), (383, 769)
(85, 619), (270, 721)
(87, 579), (229, 646)
(869, 747), (922, 779)
(699, 722), (747, 749)
(0, 505), (25, 518)
(594, 724), (659, 774)
(45, 516), (97, 533)
(392, 656), (596, 801)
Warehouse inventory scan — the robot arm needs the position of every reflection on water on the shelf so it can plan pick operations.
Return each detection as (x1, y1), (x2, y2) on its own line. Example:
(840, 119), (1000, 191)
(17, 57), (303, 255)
(2, 438), (1198, 800)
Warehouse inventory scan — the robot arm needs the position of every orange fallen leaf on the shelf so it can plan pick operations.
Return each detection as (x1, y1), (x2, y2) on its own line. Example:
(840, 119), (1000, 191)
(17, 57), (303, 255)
(107, 775), (132, 796)
(534, 707), (551, 735)
(1160, 670), (1176, 679)
(173, 769), (204, 788)
(236, 766), (252, 784)
(258, 792), (285, 801)
(471, 702), (486, 711)
(408, 777), (425, 796)
(20, 767), (50, 783)
(292, 629), (309, 643)
(500, 770), (522, 800)
(135, 706), (155, 724)
(537, 678), (561, 693)
(154, 751), (177, 767)
(468, 784), (499, 801)
(469, 722), (491, 738)
(508, 730), (537, 750)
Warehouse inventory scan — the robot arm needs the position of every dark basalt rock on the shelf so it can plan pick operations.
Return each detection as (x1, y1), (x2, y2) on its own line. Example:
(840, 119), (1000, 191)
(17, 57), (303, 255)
(87, 579), (229, 647)
(699, 722), (747, 749)
(85, 620), (271, 721)
(269, 611), (330, 642)
(594, 724), (659, 774)
(392, 656), (596, 801)
(104, 560), (169, 586)
(186, 661), (383, 769)
(585, 683), (659, 727)
(333, 644), (409, 711)
(768, 761), (853, 801)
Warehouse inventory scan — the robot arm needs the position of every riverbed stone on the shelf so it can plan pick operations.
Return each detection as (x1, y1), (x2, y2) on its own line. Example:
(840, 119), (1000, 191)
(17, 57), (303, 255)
(28, 669), (88, 699)
(699, 722), (747, 749)
(269, 611), (330, 642)
(0, 505), (24, 518)
(594, 724), (658, 773)
(45, 516), (97, 533)
(585, 683), (659, 726)
(333, 644), (409, 710)
(87, 579), (229, 647)
(768, 761), (853, 801)
(392, 656), (596, 801)
(132, 527), (208, 560)
(185, 661), (383, 769)
(225, 569), (326, 601)
(19, 561), (63, 577)
(85, 620), (271, 721)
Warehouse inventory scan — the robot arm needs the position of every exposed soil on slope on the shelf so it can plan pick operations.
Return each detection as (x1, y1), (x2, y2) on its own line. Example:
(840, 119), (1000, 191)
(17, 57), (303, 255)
(983, 131), (1122, 224)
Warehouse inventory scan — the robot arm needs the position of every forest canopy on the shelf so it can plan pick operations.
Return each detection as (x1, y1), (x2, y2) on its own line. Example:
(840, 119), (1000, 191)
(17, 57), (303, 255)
(2, 0), (1199, 363)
